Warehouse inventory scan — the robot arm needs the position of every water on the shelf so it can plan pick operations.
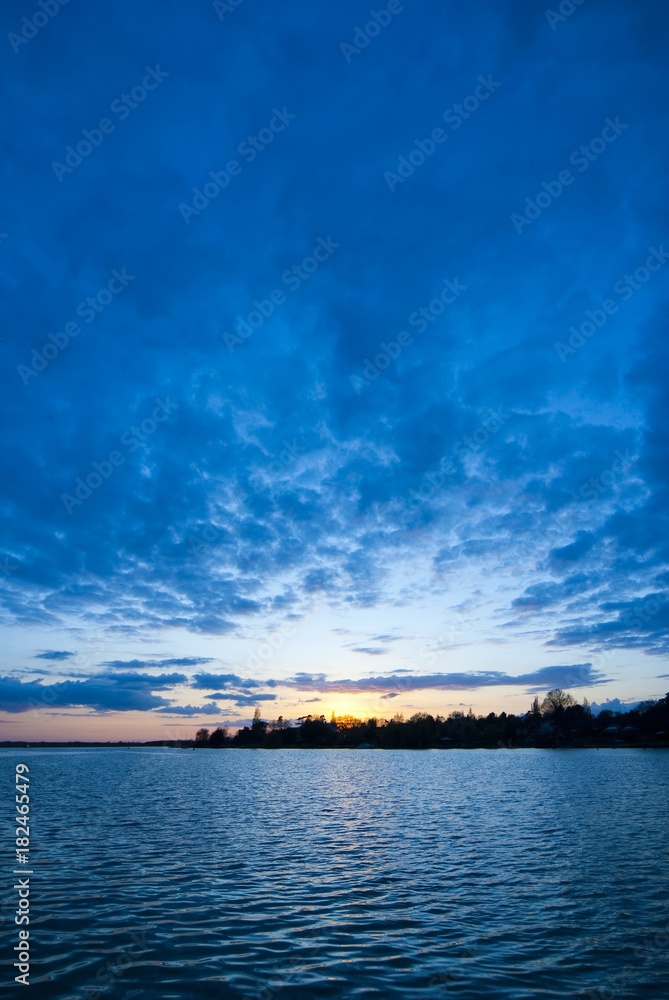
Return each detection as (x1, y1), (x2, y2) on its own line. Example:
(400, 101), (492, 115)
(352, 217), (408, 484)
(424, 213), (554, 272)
(1, 748), (668, 999)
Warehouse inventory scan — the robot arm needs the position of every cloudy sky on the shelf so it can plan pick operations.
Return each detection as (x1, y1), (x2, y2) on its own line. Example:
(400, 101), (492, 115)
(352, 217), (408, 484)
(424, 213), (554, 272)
(1, 0), (668, 740)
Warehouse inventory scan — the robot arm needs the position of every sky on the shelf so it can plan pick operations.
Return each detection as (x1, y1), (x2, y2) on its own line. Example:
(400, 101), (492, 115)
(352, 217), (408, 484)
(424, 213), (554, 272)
(1, 0), (668, 741)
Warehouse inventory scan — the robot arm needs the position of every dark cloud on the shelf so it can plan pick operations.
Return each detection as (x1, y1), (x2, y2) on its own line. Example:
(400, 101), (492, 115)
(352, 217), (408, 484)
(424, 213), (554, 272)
(280, 664), (608, 694)
(191, 674), (279, 706)
(33, 650), (75, 661)
(202, 691), (278, 703)
(101, 657), (215, 669)
(154, 704), (223, 717)
(191, 672), (266, 690)
(0, 672), (186, 713)
(550, 532), (597, 566)
(225, 694), (278, 707)
(546, 594), (669, 655)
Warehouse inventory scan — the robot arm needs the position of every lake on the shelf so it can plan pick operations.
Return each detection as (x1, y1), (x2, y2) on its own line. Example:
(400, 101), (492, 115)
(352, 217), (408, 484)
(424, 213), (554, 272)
(1, 748), (668, 998)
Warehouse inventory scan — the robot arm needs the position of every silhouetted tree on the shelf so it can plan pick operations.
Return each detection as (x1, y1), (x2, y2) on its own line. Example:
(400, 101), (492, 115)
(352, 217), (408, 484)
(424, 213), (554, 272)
(208, 727), (228, 747)
(222, 690), (669, 749)
(333, 714), (361, 731)
(195, 727), (210, 744)
(251, 707), (267, 742)
(298, 714), (336, 746)
(541, 689), (577, 714)
(405, 712), (436, 748)
(268, 715), (288, 731)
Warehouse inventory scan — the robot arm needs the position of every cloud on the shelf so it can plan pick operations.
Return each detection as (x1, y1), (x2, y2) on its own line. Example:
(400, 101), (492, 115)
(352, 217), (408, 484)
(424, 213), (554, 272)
(33, 650), (75, 661)
(546, 594), (669, 655)
(101, 657), (215, 669)
(190, 672), (267, 690)
(589, 698), (641, 716)
(351, 647), (387, 655)
(236, 694), (278, 707)
(202, 690), (278, 704)
(0, 672), (186, 713)
(0, 0), (667, 718)
(154, 704), (223, 716)
(281, 664), (608, 694)
(549, 532), (597, 565)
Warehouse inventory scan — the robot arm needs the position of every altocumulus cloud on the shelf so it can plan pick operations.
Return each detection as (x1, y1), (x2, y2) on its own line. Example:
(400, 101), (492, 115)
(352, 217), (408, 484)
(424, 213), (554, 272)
(0, 0), (668, 712)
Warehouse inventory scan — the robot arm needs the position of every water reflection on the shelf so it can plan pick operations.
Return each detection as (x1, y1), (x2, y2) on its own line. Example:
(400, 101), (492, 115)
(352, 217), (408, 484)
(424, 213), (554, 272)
(1, 747), (667, 999)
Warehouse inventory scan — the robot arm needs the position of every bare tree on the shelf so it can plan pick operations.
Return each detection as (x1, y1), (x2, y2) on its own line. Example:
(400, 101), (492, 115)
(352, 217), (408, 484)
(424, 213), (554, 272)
(195, 727), (210, 743)
(541, 689), (576, 714)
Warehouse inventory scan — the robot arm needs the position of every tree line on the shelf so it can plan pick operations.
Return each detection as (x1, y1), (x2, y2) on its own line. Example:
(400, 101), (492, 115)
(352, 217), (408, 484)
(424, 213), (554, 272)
(192, 690), (669, 749)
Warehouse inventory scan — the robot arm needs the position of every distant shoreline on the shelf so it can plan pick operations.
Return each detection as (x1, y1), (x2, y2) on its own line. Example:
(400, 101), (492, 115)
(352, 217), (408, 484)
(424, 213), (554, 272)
(2, 741), (668, 750)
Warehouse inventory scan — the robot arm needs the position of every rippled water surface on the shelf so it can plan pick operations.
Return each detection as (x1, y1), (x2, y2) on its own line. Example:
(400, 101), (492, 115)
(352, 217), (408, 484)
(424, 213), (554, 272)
(1, 748), (668, 998)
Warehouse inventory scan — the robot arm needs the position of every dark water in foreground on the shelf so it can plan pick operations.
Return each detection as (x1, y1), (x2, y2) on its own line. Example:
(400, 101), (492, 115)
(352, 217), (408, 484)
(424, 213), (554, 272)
(1, 748), (668, 999)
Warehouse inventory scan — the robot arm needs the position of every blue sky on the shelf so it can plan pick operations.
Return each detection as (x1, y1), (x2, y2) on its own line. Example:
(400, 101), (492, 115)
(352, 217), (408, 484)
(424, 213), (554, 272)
(1, 0), (668, 739)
